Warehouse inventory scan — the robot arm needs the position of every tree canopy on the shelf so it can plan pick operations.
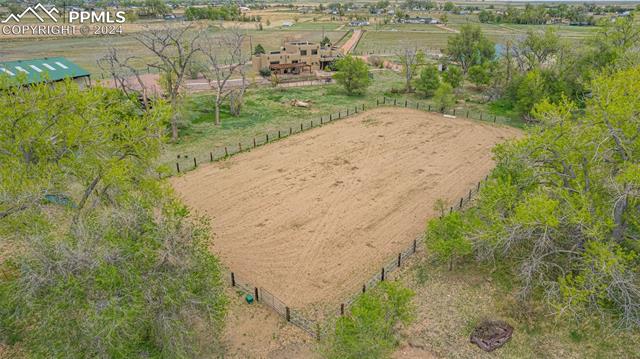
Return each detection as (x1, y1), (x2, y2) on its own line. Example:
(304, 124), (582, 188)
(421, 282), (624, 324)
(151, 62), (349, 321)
(426, 66), (640, 329)
(446, 24), (495, 73)
(0, 78), (228, 356)
(333, 56), (371, 95)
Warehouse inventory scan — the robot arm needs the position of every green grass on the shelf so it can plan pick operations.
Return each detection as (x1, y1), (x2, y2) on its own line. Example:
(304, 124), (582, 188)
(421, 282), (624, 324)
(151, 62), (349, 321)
(163, 69), (404, 167)
(401, 261), (640, 358)
(162, 68), (523, 173)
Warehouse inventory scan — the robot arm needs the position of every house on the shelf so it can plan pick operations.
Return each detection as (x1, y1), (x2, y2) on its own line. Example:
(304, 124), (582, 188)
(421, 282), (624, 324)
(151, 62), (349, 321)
(400, 17), (439, 24)
(0, 57), (91, 88)
(349, 20), (369, 26)
(282, 21), (294, 27)
(252, 41), (341, 75)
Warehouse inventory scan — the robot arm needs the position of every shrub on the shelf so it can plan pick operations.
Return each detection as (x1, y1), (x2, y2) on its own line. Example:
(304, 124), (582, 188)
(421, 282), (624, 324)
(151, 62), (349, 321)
(324, 282), (415, 359)
(433, 82), (456, 112)
(425, 212), (472, 270)
(259, 67), (272, 77)
(414, 65), (440, 98)
(369, 55), (385, 69)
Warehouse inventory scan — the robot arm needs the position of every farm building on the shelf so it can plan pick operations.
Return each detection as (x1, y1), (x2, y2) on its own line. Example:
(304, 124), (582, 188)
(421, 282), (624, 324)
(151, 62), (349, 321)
(252, 41), (341, 75)
(0, 57), (91, 88)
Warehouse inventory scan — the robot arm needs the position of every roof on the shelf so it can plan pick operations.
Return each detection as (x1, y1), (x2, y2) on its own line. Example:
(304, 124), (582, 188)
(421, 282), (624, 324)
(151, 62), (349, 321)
(0, 57), (90, 85)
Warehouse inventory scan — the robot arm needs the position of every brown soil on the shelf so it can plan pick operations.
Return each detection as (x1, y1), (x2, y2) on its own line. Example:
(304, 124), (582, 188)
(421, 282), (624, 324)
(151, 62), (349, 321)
(170, 108), (520, 311)
(222, 288), (318, 358)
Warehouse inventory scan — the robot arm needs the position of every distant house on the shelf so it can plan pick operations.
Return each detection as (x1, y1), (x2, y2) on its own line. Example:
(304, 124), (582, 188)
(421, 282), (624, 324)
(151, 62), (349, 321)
(349, 20), (369, 26)
(163, 14), (176, 20)
(239, 6), (250, 13)
(400, 17), (439, 24)
(0, 57), (91, 88)
(282, 21), (294, 27)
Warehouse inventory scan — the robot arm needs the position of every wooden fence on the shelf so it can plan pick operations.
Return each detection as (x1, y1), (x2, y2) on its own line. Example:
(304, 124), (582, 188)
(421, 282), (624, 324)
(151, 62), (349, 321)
(163, 97), (515, 179)
(169, 97), (511, 338)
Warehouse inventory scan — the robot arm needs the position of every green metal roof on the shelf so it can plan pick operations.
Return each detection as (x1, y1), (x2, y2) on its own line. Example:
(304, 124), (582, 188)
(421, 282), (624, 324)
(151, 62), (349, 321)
(0, 57), (90, 85)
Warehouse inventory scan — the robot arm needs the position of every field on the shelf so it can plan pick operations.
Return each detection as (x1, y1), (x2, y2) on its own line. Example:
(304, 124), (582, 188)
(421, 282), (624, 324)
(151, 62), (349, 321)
(0, 24), (345, 76)
(170, 107), (520, 312)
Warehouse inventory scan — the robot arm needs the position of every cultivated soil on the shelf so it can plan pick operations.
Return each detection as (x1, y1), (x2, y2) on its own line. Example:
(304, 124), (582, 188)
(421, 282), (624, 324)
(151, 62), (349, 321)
(171, 108), (520, 312)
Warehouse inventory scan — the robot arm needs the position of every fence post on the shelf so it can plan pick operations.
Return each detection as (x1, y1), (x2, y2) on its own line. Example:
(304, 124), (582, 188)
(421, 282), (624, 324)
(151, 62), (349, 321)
(225, 146), (228, 157)
(459, 197), (463, 208)
(377, 98), (379, 106)
(329, 114), (332, 121)
(362, 104), (365, 111)
(301, 123), (304, 131)
(362, 284), (366, 293)
(278, 130), (281, 139)
(416, 102), (419, 109)
(453, 109), (456, 116)
(467, 110), (470, 117)
(290, 127), (292, 135)
(254, 287), (259, 302)
(210, 152), (213, 162)
(394, 99), (397, 106)
(266, 133), (269, 142)
(477, 181), (481, 191)
(321, 117), (323, 124)
(450, 206), (453, 214)
(311, 120), (314, 127)
(339, 112), (341, 119)
(469, 189), (472, 200)
(239, 142), (242, 152)
(494, 115), (497, 123)
(176, 162), (180, 173)
(405, 100), (407, 107)
(383, 97), (386, 104)
(286, 307), (291, 322)
(193, 157), (197, 167)
(347, 109), (349, 116)
(428, 104), (431, 111)
(381, 267), (385, 281)
(231, 272), (235, 287)
(413, 239), (417, 253)
(355, 106), (357, 113)
(480, 113), (483, 121)
(398, 253), (402, 267)
(340, 303), (345, 316)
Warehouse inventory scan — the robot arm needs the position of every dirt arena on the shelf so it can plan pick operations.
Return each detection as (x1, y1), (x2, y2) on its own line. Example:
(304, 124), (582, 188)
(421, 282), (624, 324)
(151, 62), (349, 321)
(171, 108), (520, 309)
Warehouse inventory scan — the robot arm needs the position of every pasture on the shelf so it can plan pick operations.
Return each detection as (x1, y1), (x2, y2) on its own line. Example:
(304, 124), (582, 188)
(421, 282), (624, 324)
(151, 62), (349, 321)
(170, 107), (520, 311)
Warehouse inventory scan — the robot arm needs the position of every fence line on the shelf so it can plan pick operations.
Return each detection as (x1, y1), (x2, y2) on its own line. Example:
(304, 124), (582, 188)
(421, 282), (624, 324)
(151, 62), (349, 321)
(173, 96), (509, 338)
(222, 175), (488, 339)
(163, 97), (514, 179)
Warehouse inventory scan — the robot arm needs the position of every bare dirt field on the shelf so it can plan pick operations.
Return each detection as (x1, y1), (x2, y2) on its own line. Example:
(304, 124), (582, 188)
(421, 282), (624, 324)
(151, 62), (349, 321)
(171, 108), (520, 311)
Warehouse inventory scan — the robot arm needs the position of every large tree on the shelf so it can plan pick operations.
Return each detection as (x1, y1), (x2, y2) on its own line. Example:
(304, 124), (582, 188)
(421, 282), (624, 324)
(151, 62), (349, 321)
(0, 78), (228, 356)
(201, 28), (250, 126)
(333, 55), (371, 95)
(396, 46), (425, 93)
(426, 66), (640, 329)
(446, 24), (495, 74)
(136, 24), (202, 141)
